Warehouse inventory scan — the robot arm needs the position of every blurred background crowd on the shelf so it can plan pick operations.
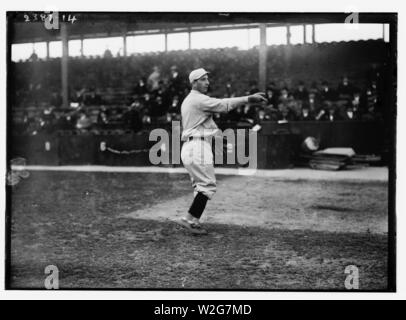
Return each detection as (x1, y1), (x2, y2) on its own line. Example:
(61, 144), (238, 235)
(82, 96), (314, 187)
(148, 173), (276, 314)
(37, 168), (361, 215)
(11, 39), (388, 135)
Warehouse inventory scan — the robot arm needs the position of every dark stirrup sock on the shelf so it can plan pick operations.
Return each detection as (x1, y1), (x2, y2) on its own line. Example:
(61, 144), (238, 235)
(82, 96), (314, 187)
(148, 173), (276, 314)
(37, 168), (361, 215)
(188, 192), (209, 219)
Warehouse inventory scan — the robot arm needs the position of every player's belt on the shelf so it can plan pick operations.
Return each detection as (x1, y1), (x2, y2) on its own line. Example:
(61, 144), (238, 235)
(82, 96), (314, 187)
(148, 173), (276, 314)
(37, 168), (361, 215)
(188, 136), (207, 142)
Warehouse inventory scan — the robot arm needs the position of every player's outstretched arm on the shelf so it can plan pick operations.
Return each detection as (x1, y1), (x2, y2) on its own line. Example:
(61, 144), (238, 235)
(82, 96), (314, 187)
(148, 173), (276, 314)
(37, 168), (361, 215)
(199, 92), (268, 114)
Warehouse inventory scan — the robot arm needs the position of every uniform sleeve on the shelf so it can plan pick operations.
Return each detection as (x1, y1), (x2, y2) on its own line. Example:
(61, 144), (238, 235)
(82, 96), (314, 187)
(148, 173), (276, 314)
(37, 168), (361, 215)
(198, 95), (249, 114)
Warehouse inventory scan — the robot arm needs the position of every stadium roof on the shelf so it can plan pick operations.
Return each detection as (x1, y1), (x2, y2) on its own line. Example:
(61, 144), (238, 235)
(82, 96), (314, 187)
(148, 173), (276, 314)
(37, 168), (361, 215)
(8, 12), (393, 44)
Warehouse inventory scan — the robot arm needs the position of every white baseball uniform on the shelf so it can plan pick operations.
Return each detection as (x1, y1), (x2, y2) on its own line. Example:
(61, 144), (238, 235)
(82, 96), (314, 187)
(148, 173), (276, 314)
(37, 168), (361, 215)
(180, 89), (249, 199)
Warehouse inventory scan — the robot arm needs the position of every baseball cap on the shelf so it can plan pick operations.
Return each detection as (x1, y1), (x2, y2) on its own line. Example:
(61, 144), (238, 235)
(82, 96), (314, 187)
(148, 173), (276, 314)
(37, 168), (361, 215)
(189, 68), (209, 83)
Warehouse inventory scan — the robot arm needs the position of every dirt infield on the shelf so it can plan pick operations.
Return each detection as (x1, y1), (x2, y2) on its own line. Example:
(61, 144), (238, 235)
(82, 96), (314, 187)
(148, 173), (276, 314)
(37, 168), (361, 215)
(124, 174), (388, 235)
(8, 170), (389, 290)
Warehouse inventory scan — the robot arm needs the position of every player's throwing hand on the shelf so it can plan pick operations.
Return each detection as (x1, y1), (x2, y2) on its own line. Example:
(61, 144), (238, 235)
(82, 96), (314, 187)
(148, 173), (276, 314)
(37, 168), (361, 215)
(248, 92), (268, 103)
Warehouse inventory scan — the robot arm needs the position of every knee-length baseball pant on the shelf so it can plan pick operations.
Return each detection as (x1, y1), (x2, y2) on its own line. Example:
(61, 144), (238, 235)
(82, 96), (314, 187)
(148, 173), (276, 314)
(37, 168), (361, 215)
(181, 139), (216, 200)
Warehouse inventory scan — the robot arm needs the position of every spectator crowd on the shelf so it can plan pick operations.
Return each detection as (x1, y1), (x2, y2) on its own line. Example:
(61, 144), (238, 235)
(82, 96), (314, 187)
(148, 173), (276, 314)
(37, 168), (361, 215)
(11, 39), (389, 135)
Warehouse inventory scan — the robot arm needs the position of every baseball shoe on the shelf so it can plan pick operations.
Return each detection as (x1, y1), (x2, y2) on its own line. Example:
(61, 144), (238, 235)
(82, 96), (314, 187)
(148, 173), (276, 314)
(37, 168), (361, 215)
(178, 218), (208, 235)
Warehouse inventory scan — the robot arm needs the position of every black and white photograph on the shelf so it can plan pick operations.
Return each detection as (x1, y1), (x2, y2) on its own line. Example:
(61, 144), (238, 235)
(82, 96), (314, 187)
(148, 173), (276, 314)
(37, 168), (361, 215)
(4, 9), (397, 294)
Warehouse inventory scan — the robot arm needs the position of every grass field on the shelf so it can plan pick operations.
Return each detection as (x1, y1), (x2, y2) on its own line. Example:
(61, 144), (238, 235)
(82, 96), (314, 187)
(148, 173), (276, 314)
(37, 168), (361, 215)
(8, 170), (389, 290)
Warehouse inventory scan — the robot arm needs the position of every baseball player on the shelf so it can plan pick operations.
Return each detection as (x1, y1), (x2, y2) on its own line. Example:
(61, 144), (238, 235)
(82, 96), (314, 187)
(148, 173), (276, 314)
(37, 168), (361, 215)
(179, 68), (267, 235)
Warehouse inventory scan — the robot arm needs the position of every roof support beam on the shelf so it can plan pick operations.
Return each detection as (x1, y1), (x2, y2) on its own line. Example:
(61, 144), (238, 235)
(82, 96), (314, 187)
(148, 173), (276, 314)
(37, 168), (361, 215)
(312, 24), (316, 43)
(123, 33), (127, 56)
(188, 28), (191, 50)
(258, 23), (267, 92)
(80, 36), (84, 57)
(61, 23), (69, 108)
(303, 24), (307, 44)
(46, 41), (50, 60)
(287, 25), (291, 45)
